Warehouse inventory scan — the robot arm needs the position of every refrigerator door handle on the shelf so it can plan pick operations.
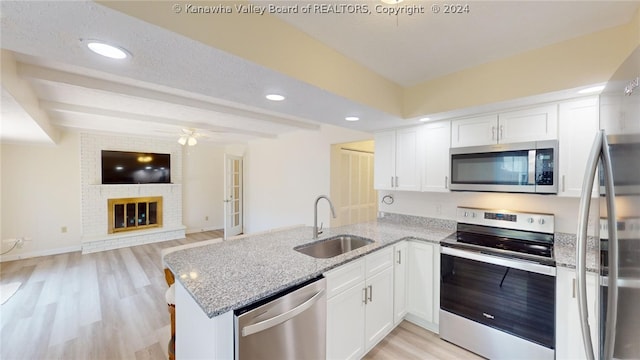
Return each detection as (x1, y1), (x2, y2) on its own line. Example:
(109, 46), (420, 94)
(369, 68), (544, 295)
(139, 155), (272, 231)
(576, 131), (602, 360)
(601, 133), (619, 360)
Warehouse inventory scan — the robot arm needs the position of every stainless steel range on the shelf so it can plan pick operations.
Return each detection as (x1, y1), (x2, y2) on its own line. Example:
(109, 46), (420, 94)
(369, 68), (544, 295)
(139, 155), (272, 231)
(440, 207), (556, 360)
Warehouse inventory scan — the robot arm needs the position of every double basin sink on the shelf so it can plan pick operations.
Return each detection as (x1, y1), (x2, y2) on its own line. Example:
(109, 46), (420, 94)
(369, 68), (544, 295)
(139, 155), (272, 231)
(294, 235), (373, 259)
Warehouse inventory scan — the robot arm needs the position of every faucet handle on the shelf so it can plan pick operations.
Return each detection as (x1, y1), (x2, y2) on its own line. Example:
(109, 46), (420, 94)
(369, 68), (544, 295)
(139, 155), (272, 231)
(318, 222), (324, 235)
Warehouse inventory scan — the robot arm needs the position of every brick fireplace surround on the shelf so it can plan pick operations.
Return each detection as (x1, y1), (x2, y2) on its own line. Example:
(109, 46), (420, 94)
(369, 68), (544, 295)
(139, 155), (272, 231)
(80, 133), (186, 254)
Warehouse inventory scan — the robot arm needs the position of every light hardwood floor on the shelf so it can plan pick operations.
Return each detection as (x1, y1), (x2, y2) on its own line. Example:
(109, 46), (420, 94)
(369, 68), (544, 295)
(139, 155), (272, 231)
(1, 230), (481, 360)
(364, 321), (484, 360)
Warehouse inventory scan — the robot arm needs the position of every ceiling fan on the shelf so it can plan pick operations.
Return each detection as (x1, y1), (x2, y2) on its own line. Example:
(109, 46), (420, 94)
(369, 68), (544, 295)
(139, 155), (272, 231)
(177, 128), (206, 146)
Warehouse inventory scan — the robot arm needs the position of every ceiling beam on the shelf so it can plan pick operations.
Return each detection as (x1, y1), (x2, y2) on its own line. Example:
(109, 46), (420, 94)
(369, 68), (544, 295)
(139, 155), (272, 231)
(1, 50), (60, 144)
(40, 101), (278, 139)
(17, 63), (321, 131)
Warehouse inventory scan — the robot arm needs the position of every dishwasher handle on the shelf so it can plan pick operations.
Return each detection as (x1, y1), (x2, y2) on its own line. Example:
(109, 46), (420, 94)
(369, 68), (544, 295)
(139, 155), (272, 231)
(241, 289), (325, 337)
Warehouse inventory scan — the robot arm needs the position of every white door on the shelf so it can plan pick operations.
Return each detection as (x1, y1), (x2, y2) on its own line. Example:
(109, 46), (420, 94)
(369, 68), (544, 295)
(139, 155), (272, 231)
(364, 266), (394, 351)
(394, 127), (421, 191)
(224, 154), (243, 239)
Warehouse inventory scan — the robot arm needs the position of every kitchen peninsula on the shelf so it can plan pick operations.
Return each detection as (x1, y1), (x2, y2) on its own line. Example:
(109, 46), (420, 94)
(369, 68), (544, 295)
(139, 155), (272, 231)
(164, 215), (453, 359)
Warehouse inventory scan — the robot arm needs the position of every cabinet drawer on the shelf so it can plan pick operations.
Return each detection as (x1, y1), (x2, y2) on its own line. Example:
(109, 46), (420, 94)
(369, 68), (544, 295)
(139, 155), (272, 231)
(366, 247), (394, 278)
(325, 258), (366, 299)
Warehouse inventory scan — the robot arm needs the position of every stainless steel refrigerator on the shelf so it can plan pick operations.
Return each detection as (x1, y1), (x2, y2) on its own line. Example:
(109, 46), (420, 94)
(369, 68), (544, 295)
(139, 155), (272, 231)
(576, 46), (640, 360)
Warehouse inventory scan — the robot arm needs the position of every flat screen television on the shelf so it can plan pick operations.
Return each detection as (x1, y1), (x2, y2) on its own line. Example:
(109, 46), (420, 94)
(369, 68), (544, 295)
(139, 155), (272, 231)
(101, 150), (171, 184)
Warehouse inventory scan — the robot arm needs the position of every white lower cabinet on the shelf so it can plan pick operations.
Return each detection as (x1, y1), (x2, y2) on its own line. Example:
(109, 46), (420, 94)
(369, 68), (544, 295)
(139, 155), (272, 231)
(327, 277), (366, 360)
(406, 241), (440, 331)
(325, 247), (394, 360)
(393, 241), (408, 324)
(556, 267), (599, 360)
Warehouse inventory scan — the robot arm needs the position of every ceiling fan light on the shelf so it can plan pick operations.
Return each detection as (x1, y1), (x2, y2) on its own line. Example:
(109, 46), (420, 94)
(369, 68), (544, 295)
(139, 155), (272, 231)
(178, 136), (188, 145)
(187, 137), (198, 146)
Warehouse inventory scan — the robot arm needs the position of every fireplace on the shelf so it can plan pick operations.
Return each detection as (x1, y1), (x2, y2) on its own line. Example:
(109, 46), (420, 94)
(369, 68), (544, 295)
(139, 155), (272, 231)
(108, 196), (163, 234)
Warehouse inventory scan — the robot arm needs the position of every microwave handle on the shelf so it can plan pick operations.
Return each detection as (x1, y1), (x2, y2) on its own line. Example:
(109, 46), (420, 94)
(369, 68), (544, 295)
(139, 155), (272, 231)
(528, 150), (536, 185)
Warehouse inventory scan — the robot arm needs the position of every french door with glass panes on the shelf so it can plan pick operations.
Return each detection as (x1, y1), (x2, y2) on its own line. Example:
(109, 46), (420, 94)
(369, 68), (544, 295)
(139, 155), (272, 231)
(224, 155), (243, 238)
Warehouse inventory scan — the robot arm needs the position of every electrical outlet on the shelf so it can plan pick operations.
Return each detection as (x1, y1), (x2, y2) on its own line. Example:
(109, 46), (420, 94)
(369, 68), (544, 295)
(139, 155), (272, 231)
(61, 226), (68, 233)
(205, 216), (209, 221)
(16, 238), (24, 248)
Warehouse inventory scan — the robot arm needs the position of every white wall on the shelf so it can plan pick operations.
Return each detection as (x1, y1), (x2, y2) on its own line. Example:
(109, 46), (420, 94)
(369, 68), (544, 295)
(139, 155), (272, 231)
(243, 125), (371, 233)
(1, 132), (82, 259)
(182, 143), (225, 233)
(378, 191), (599, 235)
(1, 131), (228, 260)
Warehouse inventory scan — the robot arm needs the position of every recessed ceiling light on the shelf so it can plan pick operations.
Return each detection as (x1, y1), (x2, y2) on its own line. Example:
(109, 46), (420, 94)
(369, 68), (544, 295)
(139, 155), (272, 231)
(345, 116), (360, 122)
(578, 85), (606, 94)
(266, 94), (285, 101)
(86, 41), (129, 59)
(419, 117), (431, 122)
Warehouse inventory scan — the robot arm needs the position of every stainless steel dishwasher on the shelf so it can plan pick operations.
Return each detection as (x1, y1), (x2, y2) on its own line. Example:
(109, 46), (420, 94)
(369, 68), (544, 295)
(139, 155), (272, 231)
(234, 276), (326, 360)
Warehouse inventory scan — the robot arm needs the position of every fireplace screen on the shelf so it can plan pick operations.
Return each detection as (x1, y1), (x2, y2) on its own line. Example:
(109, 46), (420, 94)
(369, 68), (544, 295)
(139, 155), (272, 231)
(108, 197), (162, 233)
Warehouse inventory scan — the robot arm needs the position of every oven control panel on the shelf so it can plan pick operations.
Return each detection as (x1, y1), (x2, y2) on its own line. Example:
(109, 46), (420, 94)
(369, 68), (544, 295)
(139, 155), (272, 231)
(457, 207), (555, 234)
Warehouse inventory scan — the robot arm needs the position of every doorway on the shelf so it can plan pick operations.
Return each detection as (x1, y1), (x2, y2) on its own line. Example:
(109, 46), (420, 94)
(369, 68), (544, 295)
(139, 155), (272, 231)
(224, 154), (243, 239)
(330, 140), (378, 227)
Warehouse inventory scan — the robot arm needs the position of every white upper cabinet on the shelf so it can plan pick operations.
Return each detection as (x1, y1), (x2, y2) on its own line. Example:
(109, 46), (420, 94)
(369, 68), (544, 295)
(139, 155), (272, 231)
(373, 131), (396, 190)
(451, 105), (558, 148)
(450, 114), (498, 148)
(558, 97), (599, 197)
(498, 104), (558, 143)
(374, 127), (421, 191)
(600, 91), (640, 135)
(421, 121), (451, 192)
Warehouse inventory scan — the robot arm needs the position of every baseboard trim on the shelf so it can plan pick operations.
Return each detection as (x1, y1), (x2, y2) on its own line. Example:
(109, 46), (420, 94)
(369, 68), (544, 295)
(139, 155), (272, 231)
(185, 226), (223, 234)
(0, 245), (82, 262)
(404, 313), (439, 334)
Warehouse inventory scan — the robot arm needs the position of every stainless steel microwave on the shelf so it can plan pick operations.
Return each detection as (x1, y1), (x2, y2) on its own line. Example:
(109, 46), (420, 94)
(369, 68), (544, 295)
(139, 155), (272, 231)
(449, 140), (558, 193)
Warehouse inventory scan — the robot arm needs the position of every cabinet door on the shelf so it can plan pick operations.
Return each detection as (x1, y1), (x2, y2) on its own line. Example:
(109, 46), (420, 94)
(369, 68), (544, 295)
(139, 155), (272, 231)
(395, 127), (421, 191)
(373, 131), (396, 190)
(498, 104), (558, 143)
(558, 97), (599, 197)
(421, 121), (451, 192)
(327, 282), (366, 360)
(451, 114), (498, 148)
(600, 91), (640, 134)
(407, 241), (435, 323)
(364, 266), (394, 351)
(393, 241), (408, 324)
(555, 267), (599, 360)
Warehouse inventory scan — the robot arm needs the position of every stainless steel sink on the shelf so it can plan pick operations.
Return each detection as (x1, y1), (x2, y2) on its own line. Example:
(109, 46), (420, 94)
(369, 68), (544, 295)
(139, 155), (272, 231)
(294, 235), (373, 259)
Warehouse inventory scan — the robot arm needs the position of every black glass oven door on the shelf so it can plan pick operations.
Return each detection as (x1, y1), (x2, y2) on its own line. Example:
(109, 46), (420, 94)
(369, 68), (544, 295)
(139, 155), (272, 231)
(440, 253), (555, 349)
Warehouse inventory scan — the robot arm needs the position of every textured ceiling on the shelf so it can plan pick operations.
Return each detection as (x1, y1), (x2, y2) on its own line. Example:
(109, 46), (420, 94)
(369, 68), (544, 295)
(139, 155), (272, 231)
(273, 0), (640, 86)
(0, 0), (638, 145)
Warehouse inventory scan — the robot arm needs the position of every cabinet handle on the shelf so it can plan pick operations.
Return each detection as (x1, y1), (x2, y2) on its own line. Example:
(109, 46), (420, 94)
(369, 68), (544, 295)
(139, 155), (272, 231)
(499, 125), (504, 140)
(491, 126), (496, 140)
(562, 175), (566, 192)
(395, 176), (399, 188)
(391, 176), (394, 188)
(572, 278), (576, 298)
(367, 285), (373, 302)
(445, 176), (448, 189)
(397, 250), (402, 264)
(363, 287), (368, 304)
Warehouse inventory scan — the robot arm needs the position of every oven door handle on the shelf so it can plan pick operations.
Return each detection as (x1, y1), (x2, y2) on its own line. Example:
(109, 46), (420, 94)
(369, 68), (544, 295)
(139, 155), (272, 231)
(441, 247), (556, 277)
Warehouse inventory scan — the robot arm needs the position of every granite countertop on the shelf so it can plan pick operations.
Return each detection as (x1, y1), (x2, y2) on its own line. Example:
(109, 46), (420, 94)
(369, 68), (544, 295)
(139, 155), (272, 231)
(164, 214), (598, 319)
(164, 217), (454, 318)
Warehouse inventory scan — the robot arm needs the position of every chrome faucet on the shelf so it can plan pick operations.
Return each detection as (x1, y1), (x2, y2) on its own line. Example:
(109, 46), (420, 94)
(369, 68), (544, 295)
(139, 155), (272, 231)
(313, 195), (336, 239)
